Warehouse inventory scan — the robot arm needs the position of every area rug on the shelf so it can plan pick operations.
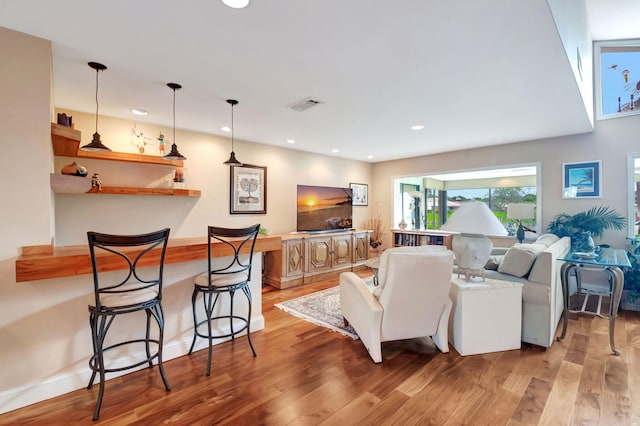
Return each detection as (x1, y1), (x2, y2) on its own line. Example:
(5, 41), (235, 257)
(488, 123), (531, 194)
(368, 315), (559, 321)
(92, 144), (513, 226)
(275, 276), (374, 340)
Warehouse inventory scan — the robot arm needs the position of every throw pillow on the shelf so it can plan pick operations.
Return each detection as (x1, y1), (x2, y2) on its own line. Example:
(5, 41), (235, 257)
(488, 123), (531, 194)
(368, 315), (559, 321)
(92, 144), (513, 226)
(497, 243), (546, 277)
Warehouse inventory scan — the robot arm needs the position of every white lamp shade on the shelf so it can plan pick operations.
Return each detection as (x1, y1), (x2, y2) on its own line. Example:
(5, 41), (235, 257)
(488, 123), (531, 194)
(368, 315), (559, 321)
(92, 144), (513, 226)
(440, 201), (508, 236)
(507, 203), (535, 220)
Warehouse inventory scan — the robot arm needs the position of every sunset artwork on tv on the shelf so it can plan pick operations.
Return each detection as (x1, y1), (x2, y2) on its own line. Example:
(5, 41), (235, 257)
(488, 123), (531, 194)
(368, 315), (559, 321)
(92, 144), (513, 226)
(296, 185), (353, 232)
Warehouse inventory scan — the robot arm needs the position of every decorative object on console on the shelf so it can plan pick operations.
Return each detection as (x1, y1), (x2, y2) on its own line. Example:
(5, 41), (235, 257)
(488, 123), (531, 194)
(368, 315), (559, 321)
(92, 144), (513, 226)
(364, 216), (386, 248)
(163, 83), (187, 161)
(61, 161), (88, 177)
(80, 62), (111, 152)
(507, 203), (535, 243)
(223, 99), (243, 166)
(398, 219), (407, 230)
(440, 201), (508, 281)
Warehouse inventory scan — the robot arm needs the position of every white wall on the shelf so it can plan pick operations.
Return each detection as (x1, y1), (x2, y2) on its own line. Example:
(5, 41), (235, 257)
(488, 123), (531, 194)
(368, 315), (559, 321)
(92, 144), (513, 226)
(0, 27), (373, 414)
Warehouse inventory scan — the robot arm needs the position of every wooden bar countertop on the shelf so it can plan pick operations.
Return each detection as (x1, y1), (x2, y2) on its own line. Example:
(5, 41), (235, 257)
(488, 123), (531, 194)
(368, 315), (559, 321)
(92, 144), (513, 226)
(15, 235), (282, 282)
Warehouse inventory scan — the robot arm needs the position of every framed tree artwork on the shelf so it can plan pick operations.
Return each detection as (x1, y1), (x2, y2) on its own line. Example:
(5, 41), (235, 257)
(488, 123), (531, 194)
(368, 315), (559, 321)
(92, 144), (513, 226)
(230, 164), (267, 214)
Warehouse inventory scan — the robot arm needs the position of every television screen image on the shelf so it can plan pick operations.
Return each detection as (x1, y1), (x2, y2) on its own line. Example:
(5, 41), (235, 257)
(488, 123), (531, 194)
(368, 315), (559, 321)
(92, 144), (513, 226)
(297, 185), (353, 232)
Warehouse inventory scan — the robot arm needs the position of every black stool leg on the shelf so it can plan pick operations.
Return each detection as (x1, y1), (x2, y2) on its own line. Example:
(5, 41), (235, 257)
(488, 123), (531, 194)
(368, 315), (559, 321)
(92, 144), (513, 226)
(229, 290), (236, 340)
(205, 290), (216, 376)
(188, 288), (199, 355)
(152, 304), (171, 391)
(243, 285), (257, 357)
(93, 314), (109, 421)
(145, 310), (153, 368)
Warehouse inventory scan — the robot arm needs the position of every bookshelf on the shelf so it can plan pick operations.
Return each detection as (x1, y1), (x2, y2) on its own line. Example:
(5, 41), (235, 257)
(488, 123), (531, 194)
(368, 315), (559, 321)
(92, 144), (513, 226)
(391, 229), (453, 249)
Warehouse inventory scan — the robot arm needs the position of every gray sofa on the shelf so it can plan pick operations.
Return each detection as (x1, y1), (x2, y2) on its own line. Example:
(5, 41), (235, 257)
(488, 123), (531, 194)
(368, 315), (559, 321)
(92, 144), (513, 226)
(455, 235), (571, 348)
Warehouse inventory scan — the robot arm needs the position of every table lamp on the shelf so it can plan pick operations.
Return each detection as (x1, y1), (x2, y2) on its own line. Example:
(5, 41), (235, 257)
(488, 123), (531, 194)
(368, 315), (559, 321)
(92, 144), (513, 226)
(440, 201), (508, 281)
(507, 203), (535, 243)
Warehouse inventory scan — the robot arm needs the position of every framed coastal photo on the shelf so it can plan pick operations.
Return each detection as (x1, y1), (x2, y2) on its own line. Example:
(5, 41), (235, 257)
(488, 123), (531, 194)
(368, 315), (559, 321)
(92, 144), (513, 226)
(350, 183), (368, 206)
(230, 164), (267, 214)
(562, 160), (602, 198)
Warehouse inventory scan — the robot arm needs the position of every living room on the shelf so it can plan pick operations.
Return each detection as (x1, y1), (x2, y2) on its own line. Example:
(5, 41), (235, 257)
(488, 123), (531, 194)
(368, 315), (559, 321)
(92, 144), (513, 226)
(2, 1), (640, 423)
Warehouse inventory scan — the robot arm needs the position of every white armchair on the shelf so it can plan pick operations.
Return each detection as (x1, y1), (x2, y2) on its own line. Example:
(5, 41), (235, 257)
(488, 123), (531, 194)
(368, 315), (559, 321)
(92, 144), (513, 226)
(340, 247), (454, 363)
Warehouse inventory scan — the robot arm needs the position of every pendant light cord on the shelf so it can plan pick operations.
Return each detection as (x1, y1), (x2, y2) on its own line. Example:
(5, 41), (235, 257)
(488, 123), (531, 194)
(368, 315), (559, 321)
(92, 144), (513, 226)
(231, 103), (235, 152)
(94, 69), (99, 134)
(172, 88), (176, 146)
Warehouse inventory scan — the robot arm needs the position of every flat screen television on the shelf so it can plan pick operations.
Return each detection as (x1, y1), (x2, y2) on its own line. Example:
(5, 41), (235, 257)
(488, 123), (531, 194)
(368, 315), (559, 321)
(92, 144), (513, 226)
(297, 185), (353, 232)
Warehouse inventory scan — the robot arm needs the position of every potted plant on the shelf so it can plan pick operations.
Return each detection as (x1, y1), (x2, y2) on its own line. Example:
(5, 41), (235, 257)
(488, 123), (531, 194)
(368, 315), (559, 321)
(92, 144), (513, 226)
(622, 238), (640, 311)
(364, 216), (386, 251)
(546, 206), (626, 251)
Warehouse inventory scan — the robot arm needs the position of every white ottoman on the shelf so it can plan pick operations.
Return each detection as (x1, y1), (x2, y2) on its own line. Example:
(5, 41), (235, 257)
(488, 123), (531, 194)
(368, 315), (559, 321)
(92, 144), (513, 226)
(448, 275), (523, 356)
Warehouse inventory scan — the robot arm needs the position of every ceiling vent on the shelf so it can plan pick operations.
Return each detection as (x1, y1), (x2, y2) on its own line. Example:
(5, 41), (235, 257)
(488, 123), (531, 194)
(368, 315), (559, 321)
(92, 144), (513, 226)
(288, 97), (323, 112)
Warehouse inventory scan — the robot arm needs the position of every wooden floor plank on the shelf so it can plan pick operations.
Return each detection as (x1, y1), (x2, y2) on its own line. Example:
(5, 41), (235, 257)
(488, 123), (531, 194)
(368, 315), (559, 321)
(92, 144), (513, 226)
(1, 274), (640, 425)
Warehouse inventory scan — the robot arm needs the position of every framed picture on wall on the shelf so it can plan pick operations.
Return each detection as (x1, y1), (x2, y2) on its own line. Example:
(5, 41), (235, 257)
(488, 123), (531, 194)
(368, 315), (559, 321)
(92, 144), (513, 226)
(350, 183), (368, 206)
(562, 160), (602, 198)
(230, 164), (267, 214)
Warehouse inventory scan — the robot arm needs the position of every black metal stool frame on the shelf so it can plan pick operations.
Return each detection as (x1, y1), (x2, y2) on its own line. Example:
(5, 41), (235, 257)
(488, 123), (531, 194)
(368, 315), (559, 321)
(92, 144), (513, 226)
(86, 228), (171, 420)
(189, 224), (260, 376)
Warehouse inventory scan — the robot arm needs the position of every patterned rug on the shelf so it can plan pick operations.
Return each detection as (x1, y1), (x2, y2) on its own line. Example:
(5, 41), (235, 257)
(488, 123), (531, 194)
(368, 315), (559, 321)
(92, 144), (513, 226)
(275, 276), (374, 340)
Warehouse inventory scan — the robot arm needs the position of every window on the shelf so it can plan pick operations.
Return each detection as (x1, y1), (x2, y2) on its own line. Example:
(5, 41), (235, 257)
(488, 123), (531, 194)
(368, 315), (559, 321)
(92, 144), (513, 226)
(595, 40), (640, 120)
(393, 165), (539, 233)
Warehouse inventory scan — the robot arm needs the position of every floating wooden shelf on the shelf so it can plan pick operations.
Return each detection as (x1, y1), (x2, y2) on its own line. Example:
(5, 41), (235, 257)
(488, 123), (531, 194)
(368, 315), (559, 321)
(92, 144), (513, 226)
(86, 186), (201, 197)
(50, 173), (92, 194)
(51, 123), (183, 167)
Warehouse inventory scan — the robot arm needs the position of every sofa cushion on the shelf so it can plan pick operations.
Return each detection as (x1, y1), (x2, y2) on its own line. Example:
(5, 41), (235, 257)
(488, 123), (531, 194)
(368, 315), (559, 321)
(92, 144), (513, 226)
(535, 233), (560, 248)
(497, 243), (547, 277)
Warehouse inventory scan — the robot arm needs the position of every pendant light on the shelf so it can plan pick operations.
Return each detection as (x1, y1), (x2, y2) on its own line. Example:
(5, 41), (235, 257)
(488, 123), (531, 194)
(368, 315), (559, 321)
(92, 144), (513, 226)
(163, 83), (187, 160)
(223, 99), (242, 166)
(80, 62), (111, 152)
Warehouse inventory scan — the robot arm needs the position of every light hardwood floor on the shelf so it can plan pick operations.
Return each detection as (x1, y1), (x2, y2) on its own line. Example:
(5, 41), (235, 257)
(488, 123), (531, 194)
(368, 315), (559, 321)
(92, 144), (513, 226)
(1, 272), (639, 425)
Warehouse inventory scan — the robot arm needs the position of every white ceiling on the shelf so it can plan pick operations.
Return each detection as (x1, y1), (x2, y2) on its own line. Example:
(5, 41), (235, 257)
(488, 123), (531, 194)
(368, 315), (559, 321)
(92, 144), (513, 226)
(1, 1), (639, 162)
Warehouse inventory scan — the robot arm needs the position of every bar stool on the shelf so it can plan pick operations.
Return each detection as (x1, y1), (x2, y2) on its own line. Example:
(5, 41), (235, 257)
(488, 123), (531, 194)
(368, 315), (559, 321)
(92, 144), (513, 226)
(189, 224), (260, 376)
(86, 228), (171, 420)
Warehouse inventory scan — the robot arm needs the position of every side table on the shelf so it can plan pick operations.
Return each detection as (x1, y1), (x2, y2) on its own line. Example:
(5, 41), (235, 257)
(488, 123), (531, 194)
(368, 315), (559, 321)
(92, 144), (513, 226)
(364, 257), (380, 286)
(556, 247), (630, 355)
(448, 275), (523, 356)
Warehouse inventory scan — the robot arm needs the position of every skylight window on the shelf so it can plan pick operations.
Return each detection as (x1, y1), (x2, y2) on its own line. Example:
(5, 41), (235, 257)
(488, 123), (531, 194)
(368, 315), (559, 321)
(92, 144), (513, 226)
(595, 40), (640, 120)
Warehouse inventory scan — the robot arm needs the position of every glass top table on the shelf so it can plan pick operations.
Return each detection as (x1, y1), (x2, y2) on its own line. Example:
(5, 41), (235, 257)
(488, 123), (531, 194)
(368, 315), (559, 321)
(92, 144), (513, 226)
(557, 247), (630, 355)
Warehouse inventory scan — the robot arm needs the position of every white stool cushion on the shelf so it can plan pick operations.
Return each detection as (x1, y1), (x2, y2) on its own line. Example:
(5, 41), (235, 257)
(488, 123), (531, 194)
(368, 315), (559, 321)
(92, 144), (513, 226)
(194, 270), (250, 287)
(88, 286), (159, 308)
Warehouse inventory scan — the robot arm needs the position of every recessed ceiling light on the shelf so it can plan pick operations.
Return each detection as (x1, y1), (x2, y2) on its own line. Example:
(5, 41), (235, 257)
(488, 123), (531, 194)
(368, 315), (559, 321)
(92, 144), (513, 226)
(221, 0), (249, 8)
(331, 149), (339, 153)
(131, 108), (148, 116)
(411, 125), (424, 130)
(286, 139), (295, 144)
(221, 126), (231, 132)
(367, 155), (374, 159)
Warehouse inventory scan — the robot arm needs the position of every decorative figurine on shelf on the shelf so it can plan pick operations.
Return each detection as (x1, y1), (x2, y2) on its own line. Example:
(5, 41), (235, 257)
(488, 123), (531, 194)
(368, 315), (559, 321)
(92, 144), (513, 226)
(61, 161), (88, 177)
(131, 124), (152, 153)
(158, 133), (166, 156)
(91, 173), (102, 191)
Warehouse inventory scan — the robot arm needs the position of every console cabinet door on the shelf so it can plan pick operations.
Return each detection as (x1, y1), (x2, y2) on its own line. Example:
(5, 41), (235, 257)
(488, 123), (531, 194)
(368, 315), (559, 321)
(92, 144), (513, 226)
(352, 232), (369, 264)
(283, 238), (304, 278)
(331, 234), (352, 267)
(306, 236), (332, 273)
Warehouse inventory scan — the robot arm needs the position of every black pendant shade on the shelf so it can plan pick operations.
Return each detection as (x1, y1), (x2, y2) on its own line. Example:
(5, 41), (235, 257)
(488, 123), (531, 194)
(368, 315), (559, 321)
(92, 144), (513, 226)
(81, 62), (111, 152)
(223, 99), (242, 166)
(163, 83), (187, 161)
